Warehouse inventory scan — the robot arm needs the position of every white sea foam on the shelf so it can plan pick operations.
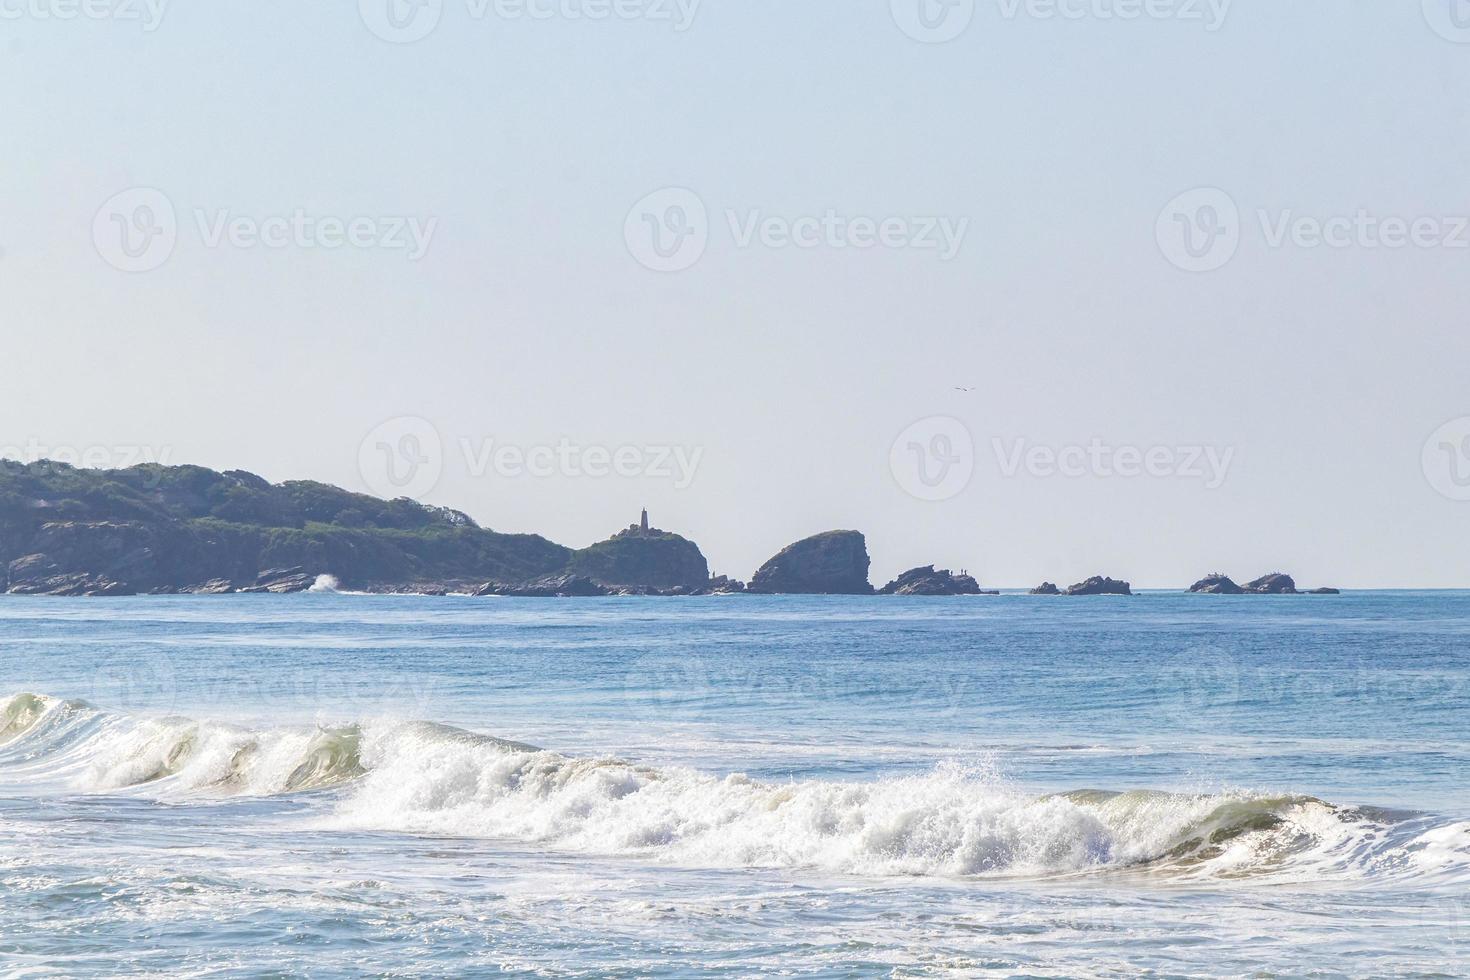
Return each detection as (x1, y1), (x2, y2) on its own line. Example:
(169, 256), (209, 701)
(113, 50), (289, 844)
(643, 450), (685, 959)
(4, 692), (1468, 884)
(308, 574), (342, 593)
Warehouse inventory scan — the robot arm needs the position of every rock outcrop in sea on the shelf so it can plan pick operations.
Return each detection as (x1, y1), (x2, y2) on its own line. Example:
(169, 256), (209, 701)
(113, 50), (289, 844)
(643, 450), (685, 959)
(1030, 582), (1061, 596)
(748, 531), (874, 595)
(1243, 573), (1297, 594)
(1188, 572), (1339, 595)
(1066, 576), (1133, 596)
(1189, 574), (1246, 595)
(878, 566), (982, 596)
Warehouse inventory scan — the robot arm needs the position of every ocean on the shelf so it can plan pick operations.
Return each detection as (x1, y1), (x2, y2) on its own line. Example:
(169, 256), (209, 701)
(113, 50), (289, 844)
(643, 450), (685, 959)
(2, 591), (1468, 976)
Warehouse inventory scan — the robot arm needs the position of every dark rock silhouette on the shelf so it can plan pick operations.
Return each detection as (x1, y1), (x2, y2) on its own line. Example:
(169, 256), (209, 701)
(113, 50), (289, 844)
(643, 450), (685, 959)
(1066, 576), (1133, 596)
(564, 523), (709, 591)
(1243, 573), (1299, 595)
(749, 531), (873, 595)
(879, 566), (982, 596)
(1188, 572), (1339, 596)
(238, 567), (317, 594)
(1189, 574), (1246, 595)
(477, 574), (609, 598)
(1030, 582), (1061, 596)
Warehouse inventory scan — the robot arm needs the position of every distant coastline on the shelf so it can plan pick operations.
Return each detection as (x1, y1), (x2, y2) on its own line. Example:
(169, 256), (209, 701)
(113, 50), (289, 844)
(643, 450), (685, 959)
(0, 460), (1338, 598)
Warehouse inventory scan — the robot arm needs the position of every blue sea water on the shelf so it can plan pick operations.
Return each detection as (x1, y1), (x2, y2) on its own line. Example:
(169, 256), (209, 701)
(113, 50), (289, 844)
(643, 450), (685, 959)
(3, 591), (1470, 976)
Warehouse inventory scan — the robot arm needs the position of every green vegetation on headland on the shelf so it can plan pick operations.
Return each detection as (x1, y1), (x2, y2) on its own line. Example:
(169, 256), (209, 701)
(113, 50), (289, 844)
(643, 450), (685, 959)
(0, 461), (1338, 597)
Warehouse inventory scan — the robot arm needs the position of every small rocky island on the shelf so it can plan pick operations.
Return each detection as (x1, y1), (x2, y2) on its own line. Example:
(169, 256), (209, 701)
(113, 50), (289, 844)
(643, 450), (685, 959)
(1189, 573), (1340, 595)
(748, 531), (875, 595)
(1030, 577), (1133, 596)
(879, 566), (987, 596)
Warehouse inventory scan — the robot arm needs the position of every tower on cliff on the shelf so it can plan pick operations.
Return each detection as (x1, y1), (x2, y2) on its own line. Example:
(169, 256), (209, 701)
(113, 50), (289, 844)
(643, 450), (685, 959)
(640, 508), (649, 532)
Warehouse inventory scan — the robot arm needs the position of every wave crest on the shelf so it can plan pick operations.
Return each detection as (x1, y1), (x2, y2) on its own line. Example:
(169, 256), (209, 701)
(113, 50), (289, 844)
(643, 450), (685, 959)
(4, 692), (1467, 883)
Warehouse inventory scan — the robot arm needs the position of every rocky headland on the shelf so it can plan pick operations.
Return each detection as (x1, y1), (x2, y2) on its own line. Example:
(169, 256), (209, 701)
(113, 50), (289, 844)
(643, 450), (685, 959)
(0, 460), (1346, 599)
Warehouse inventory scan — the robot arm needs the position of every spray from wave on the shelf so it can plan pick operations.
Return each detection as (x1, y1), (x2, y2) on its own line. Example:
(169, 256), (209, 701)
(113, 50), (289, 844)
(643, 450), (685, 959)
(3, 692), (1467, 883)
(308, 574), (342, 594)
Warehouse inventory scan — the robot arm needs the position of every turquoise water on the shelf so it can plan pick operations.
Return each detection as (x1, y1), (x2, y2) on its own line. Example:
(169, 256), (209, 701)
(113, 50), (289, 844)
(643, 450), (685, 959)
(3, 592), (1469, 976)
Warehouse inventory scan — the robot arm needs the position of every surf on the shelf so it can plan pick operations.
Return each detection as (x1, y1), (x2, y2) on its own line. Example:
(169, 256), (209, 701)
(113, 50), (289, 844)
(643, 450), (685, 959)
(3, 692), (1468, 885)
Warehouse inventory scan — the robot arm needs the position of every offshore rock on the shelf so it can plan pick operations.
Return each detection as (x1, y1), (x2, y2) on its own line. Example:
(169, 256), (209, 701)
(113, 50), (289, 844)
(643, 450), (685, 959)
(879, 566), (983, 596)
(1066, 576), (1133, 597)
(748, 531), (874, 595)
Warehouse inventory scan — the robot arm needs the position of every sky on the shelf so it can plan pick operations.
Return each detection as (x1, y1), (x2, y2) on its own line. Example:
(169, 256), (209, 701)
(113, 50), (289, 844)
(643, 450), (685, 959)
(3, 0), (1470, 588)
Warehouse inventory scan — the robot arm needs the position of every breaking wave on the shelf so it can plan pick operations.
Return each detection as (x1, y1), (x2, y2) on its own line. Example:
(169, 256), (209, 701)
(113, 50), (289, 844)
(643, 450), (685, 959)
(4, 692), (1468, 883)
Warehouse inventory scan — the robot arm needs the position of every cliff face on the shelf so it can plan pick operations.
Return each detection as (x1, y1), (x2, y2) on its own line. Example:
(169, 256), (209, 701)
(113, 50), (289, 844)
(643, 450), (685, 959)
(0, 461), (570, 594)
(564, 527), (710, 590)
(749, 531), (873, 595)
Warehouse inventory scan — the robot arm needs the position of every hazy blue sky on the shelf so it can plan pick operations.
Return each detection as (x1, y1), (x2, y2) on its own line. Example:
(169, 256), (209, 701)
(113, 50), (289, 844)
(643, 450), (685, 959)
(5, 0), (1470, 587)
